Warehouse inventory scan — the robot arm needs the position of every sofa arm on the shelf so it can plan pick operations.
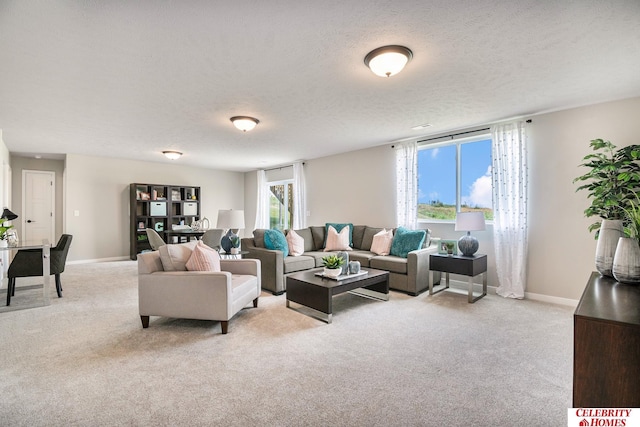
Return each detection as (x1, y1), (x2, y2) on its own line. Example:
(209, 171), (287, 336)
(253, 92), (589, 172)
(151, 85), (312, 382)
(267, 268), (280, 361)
(406, 244), (440, 295)
(241, 239), (284, 294)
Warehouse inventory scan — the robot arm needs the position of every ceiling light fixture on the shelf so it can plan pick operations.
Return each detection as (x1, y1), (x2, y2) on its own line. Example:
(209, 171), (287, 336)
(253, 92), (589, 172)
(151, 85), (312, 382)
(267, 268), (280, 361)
(230, 116), (259, 132)
(411, 123), (433, 130)
(364, 45), (413, 77)
(162, 150), (182, 160)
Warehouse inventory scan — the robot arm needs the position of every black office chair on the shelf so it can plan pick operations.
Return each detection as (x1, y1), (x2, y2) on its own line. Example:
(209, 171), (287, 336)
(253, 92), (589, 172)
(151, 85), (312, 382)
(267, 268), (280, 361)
(6, 234), (73, 306)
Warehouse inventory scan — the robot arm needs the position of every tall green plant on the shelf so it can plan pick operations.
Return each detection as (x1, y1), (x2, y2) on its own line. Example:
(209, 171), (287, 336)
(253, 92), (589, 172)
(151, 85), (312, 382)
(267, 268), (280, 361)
(573, 139), (640, 235)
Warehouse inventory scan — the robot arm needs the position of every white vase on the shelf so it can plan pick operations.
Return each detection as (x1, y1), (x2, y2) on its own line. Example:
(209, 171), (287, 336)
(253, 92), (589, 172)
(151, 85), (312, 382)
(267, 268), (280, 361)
(595, 219), (624, 277)
(0, 239), (7, 248)
(612, 237), (640, 284)
(323, 267), (342, 278)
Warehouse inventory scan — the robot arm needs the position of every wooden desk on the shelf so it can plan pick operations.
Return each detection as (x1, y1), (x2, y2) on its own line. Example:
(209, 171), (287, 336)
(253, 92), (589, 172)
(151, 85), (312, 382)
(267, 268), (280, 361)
(573, 272), (640, 407)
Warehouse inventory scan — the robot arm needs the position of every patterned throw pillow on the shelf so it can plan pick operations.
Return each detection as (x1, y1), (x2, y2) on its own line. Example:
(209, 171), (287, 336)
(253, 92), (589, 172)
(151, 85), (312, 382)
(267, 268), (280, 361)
(390, 227), (426, 258)
(286, 229), (305, 257)
(324, 223), (353, 247)
(264, 229), (289, 257)
(370, 229), (394, 256)
(324, 225), (352, 251)
(185, 241), (221, 271)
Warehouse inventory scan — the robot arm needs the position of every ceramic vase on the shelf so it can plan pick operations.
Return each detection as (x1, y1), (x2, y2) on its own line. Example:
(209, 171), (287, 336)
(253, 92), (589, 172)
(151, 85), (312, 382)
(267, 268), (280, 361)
(612, 237), (640, 284)
(337, 251), (349, 275)
(0, 239), (7, 248)
(595, 219), (624, 277)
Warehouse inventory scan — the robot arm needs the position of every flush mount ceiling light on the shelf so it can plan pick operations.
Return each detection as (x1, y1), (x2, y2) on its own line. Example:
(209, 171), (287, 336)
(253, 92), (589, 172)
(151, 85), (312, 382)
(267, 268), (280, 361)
(230, 116), (259, 132)
(411, 123), (433, 130)
(364, 45), (413, 77)
(162, 150), (182, 160)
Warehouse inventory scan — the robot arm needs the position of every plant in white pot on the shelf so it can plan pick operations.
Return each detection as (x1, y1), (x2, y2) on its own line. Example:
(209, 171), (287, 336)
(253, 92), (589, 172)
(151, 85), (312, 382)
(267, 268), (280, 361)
(322, 254), (345, 278)
(612, 197), (640, 284)
(574, 139), (640, 276)
(0, 218), (14, 248)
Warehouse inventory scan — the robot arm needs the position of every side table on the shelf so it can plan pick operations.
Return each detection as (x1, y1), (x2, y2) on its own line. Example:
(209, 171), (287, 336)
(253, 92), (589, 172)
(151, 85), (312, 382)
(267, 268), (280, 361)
(429, 253), (487, 303)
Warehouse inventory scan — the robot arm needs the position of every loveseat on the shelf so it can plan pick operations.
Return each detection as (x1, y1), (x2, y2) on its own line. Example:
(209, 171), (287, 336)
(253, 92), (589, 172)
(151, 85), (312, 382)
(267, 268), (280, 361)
(241, 225), (440, 296)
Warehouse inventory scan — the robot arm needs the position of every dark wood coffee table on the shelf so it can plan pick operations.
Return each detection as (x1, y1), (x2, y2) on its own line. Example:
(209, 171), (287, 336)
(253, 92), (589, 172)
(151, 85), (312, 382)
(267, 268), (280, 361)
(285, 268), (389, 323)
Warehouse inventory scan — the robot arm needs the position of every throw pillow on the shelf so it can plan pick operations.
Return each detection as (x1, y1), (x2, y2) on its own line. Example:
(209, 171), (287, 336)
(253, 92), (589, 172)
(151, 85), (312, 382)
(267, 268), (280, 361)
(159, 240), (198, 271)
(185, 241), (221, 272)
(324, 223), (353, 247)
(390, 227), (426, 258)
(264, 229), (289, 257)
(324, 225), (352, 251)
(286, 229), (305, 257)
(370, 229), (394, 256)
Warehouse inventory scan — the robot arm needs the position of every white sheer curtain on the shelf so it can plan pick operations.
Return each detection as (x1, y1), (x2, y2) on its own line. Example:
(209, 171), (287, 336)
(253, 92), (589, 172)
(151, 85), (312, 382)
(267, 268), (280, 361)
(292, 161), (306, 229)
(395, 141), (418, 229)
(254, 169), (269, 230)
(491, 121), (529, 299)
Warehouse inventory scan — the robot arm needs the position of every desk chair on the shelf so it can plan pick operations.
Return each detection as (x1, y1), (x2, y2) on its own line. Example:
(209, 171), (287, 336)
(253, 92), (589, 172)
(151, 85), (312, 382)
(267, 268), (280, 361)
(7, 234), (73, 306)
(145, 228), (166, 250)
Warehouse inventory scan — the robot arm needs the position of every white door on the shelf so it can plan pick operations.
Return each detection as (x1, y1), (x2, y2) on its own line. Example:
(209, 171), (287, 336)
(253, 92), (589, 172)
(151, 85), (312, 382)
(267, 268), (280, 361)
(22, 170), (55, 245)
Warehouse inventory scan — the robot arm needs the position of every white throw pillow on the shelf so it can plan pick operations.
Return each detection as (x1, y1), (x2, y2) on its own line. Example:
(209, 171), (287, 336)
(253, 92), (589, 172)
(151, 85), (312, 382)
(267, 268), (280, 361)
(159, 240), (198, 271)
(324, 225), (352, 251)
(286, 229), (305, 257)
(370, 229), (394, 256)
(186, 241), (221, 272)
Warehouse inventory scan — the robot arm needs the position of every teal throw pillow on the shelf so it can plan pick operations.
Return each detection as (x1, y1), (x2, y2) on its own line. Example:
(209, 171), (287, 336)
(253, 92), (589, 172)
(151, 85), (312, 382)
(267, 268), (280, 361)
(324, 223), (353, 247)
(390, 227), (426, 258)
(264, 229), (289, 257)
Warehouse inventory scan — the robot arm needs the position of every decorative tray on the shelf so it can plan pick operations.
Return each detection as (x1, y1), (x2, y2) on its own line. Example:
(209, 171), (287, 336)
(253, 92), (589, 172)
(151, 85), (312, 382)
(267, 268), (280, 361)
(314, 270), (368, 281)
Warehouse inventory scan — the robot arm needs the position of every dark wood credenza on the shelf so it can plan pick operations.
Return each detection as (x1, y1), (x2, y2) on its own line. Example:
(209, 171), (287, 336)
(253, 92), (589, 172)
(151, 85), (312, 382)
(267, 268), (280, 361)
(573, 272), (640, 407)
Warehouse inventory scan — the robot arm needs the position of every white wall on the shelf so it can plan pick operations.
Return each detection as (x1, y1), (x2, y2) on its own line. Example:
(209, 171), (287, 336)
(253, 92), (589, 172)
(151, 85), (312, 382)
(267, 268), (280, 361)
(65, 154), (244, 262)
(243, 96), (640, 301)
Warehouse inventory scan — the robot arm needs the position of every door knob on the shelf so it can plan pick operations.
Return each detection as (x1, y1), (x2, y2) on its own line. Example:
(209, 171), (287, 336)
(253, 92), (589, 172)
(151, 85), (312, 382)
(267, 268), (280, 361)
(27, 220), (35, 223)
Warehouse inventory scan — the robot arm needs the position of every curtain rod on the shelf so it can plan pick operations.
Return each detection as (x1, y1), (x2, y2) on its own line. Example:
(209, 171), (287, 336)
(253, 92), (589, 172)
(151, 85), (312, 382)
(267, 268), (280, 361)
(263, 162), (305, 172)
(391, 119), (532, 148)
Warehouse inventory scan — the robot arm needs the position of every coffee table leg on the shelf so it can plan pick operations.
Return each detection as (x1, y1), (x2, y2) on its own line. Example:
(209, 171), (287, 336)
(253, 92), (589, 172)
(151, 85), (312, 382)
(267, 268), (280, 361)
(287, 299), (333, 324)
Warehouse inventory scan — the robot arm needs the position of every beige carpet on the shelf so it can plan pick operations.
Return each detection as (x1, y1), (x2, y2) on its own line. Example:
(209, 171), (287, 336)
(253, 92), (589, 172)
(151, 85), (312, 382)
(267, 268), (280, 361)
(0, 261), (574, 426)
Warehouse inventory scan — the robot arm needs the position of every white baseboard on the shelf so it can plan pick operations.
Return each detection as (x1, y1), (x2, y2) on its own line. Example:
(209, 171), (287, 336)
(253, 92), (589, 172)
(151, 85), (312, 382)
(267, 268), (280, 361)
(446, 279), (578, 307)
(68, 256), (131, 265)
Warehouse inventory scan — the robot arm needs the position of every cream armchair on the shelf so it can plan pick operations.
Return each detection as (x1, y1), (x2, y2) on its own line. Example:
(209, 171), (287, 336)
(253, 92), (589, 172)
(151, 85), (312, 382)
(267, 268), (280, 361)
(137, 245), (261, 334)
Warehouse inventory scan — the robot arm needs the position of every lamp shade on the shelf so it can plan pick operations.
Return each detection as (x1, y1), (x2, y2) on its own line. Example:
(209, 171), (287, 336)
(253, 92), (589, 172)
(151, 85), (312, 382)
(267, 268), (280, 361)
(217, 209), (245, 230)
(1, 208), (18, 220)
(364, 45), (413, 77)
(454, 212), (486, 232)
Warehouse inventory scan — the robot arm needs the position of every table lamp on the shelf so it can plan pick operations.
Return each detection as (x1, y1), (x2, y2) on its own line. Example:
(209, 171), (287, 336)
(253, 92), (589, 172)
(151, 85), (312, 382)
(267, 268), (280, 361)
(454, 211), (486, 256)
(1, 208), (18, 220)
(217, 209), (245, 254)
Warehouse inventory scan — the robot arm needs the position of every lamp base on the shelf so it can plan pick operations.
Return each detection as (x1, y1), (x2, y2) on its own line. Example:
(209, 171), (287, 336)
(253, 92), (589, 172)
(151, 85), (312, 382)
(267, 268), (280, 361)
(458, 233), (479, 257)
(221, 229), (238, 253)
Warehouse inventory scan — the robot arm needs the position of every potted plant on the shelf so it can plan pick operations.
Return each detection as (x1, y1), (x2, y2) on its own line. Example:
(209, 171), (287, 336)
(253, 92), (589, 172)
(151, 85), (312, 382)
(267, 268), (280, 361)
(321, 254), (345, 278)
(0, 218), (14, 247)
(612, 197), (640, 284)
(574, 139), (640, 276)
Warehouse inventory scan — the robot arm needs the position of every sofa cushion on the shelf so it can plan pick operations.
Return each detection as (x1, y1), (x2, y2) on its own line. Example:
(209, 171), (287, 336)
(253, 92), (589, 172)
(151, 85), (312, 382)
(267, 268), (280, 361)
(352, 225), (366, 250)
(264, 229), (289, 257)
(159, 241), (198, 271)
(324, 225), (352, 251)
(303, 251), (331, 267)
(370, 229), (394, 256)
(186, 241), (221, 272)
(291, 228), (314, 252)
(284, 255), (316, 273)
(325, 223), (353, 247)
(361, 226), (384, 251)
(253, 229), (267, 248)
(370, 255), (408, 274)
(286, 229), (305, 256)
(348, 250), (376, 267)
(310, 226), (326, 251)
(390, 227), (426, 258)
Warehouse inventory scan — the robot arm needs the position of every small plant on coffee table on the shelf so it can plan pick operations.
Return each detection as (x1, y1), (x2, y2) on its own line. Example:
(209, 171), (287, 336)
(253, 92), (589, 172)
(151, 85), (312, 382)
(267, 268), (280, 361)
(322, 255), (345, 269)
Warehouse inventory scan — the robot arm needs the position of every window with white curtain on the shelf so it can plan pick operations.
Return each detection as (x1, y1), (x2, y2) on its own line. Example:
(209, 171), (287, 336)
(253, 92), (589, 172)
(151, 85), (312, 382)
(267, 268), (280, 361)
(417, 135), (493, 221)
(268, 179), (294, 230)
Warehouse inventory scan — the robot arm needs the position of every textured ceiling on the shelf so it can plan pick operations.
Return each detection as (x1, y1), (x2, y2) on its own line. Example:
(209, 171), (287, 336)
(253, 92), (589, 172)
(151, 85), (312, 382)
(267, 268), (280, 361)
(1, 1), (640, 171)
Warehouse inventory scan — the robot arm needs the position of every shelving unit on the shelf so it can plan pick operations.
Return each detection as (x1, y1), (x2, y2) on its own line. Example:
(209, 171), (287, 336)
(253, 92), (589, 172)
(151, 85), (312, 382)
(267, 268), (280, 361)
(129, 183), (201, 260)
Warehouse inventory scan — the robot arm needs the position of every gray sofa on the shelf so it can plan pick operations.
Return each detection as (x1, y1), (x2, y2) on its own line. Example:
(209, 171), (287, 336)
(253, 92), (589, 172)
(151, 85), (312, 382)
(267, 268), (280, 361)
(241, 225), (440, 296)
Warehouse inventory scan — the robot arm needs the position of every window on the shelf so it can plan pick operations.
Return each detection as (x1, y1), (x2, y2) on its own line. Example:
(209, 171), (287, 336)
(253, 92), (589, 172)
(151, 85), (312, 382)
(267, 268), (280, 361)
(268, 180), (294, 230)
(417, 136), (493, 221)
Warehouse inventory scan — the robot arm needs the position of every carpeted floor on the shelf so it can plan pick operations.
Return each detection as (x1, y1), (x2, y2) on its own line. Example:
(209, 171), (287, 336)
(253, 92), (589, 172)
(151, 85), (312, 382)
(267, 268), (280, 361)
(0, 261), (574, 426)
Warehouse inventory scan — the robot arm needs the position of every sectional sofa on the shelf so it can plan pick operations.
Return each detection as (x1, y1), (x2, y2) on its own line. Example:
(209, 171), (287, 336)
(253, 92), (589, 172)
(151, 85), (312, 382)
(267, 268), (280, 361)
(241, 225), (440, 296)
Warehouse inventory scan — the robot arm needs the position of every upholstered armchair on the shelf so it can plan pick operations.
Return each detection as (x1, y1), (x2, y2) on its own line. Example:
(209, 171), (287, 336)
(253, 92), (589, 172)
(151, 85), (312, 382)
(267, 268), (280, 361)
(137, 241), (261, 334)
